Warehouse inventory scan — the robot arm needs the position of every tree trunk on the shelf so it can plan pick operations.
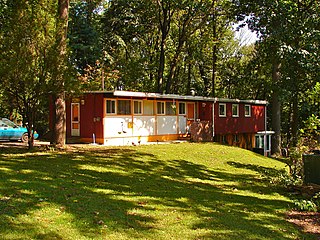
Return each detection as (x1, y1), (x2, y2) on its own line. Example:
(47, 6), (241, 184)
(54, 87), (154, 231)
(291, 93), (299, 147)
(271, 62), (281, 155)
(187, 62), (191, 95)
(157, 37), (165, 93)
(26, 111), (35, 150)
(51, 0), (69, 146)
(211, 2), (217, 98)
(212, 44), (217, 98)
(199, 64), (209, 97)
(52, 93), (66, 146)
(165, 37), (185, 93)
(156, 6), (171, 93)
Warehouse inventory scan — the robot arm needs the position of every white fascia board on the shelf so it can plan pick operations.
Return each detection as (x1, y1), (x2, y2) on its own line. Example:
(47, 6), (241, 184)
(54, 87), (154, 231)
(87, 90), (267, 105)
(113, 90), (214, 101)
(257, 131), (275, 135)
(216, 98), (268, 105)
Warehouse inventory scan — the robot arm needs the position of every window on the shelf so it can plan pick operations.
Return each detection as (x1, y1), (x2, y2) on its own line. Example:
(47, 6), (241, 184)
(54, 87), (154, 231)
(245, 104), (251, 117)
(219, 103), (226, 117)
(143, 100), (153, 115)
(118, 100), (131, 115)
(166, 102), (176, 115)
(106, 100), (116, 114)
(134, 101), (142, 115)
(179, 102), (186, 115)
(232, 104), (239, 117)
(157, 102), (165, 115)
(255, 135), (271, 151)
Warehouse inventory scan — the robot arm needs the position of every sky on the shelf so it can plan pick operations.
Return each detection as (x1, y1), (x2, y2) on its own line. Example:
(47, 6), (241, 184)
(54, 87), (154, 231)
(233, 20), (259, 46)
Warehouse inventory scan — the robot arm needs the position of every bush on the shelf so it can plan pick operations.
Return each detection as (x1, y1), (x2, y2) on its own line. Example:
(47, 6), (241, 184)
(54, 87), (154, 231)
(294, 199), (318, 212)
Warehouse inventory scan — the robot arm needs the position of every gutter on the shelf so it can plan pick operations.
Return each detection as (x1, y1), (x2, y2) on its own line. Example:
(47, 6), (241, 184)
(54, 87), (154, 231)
(212, 99), (216, 139)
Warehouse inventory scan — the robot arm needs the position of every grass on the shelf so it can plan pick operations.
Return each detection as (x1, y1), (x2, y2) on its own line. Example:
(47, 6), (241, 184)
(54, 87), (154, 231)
(0, 142), (316, 239)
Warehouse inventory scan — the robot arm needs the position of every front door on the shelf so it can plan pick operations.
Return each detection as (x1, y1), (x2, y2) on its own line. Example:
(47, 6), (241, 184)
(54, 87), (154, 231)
(187, 103), (195, 132)
(71, 103), (80, 136)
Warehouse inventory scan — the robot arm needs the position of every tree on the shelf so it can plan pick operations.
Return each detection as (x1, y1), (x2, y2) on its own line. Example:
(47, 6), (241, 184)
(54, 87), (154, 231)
(68, 1), (102, 75)
(231, 0), (320, 154)
(101, 0), (234, 95)
(0, 0), (58, 149)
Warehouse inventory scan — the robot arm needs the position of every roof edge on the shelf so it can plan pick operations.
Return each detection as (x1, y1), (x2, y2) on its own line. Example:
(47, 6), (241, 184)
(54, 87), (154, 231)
(84, 90), (268, 105)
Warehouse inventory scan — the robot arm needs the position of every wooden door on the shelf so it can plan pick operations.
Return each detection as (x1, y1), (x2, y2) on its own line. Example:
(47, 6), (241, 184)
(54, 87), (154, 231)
(187, 103), (195, 129)
(71, 103), (80, 136)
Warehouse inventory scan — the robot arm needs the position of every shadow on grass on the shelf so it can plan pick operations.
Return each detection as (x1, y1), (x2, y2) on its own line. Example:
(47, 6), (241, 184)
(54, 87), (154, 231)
(0, 145), (315, 239)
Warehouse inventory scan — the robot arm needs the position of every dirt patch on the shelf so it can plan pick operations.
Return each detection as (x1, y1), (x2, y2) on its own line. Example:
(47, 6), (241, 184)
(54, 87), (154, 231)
(287, 211), (320, 238)
(286, 184), (320, 238)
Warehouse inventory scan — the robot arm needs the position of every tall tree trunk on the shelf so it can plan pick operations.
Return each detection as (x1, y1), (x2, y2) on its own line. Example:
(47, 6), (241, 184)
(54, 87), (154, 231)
(51, 0), (69, 146)
(157, 36), (166, 93)
(212, 43), (217, 98)
(291, 93), (299, 147)
(199, 64), (209, 97)
(187, 62), (191, 95)
(211, 1), (217, 98)
(156, 5), (171, 93)
(271, 62), (281, 155)
(53, 93), (66, 146)
(27, 111), (35, 150)
(166, 37), (185, 93)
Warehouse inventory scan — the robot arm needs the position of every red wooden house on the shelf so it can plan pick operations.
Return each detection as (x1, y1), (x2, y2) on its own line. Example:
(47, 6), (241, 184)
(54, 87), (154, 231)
(61, 90), (271, 155)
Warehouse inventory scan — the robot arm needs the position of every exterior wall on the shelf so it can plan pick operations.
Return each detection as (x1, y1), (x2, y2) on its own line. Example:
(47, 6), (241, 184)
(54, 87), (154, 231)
(62, 92), (267, 148)
(80, 93), (104, 143)
(65, 94), (105, 144)
(198, 102), (213, 121)
(102, 97), (192, 146)
(214, 102), (265, 135)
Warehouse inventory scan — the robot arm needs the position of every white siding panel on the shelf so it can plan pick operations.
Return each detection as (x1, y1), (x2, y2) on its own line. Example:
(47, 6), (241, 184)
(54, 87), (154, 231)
(104, 117), (132, 137)
(133, 116), (156, 136)
(178, 116), (187, 134)
(157, 116), (177, 135)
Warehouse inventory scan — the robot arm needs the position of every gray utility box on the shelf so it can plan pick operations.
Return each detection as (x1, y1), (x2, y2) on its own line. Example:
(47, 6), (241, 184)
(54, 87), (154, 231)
(303, 153), (320, 185)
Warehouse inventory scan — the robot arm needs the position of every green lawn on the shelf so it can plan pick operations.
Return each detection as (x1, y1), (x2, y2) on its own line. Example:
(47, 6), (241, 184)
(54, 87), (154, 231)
(0, 143), (315, 239)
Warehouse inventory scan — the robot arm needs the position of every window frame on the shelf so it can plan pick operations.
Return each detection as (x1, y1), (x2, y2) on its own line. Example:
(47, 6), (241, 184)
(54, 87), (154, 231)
(232, 104), (239, 117)
(133, 100), (143, 115)
(117, 99), (132, 115)
(165, 101), (176, 115)
(143, 100), (154, 115)
(244, 104), (251, 117)
(157, 101), (165, 115)
(219, 103), (226, 117)
(178, 102), (186, 115)
(106, 99), (116, 115)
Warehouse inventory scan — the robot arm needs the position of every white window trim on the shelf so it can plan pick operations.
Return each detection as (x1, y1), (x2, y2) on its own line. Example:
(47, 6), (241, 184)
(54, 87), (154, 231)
(157, 101), (165, 115)
(219, 103), (226, 117)
(232, 104), (239, 117)
(178, 102), (186, 115)
(106, 99), (117, 115)
(245, 104), (251, 117)
(133, 100), (143, 115)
